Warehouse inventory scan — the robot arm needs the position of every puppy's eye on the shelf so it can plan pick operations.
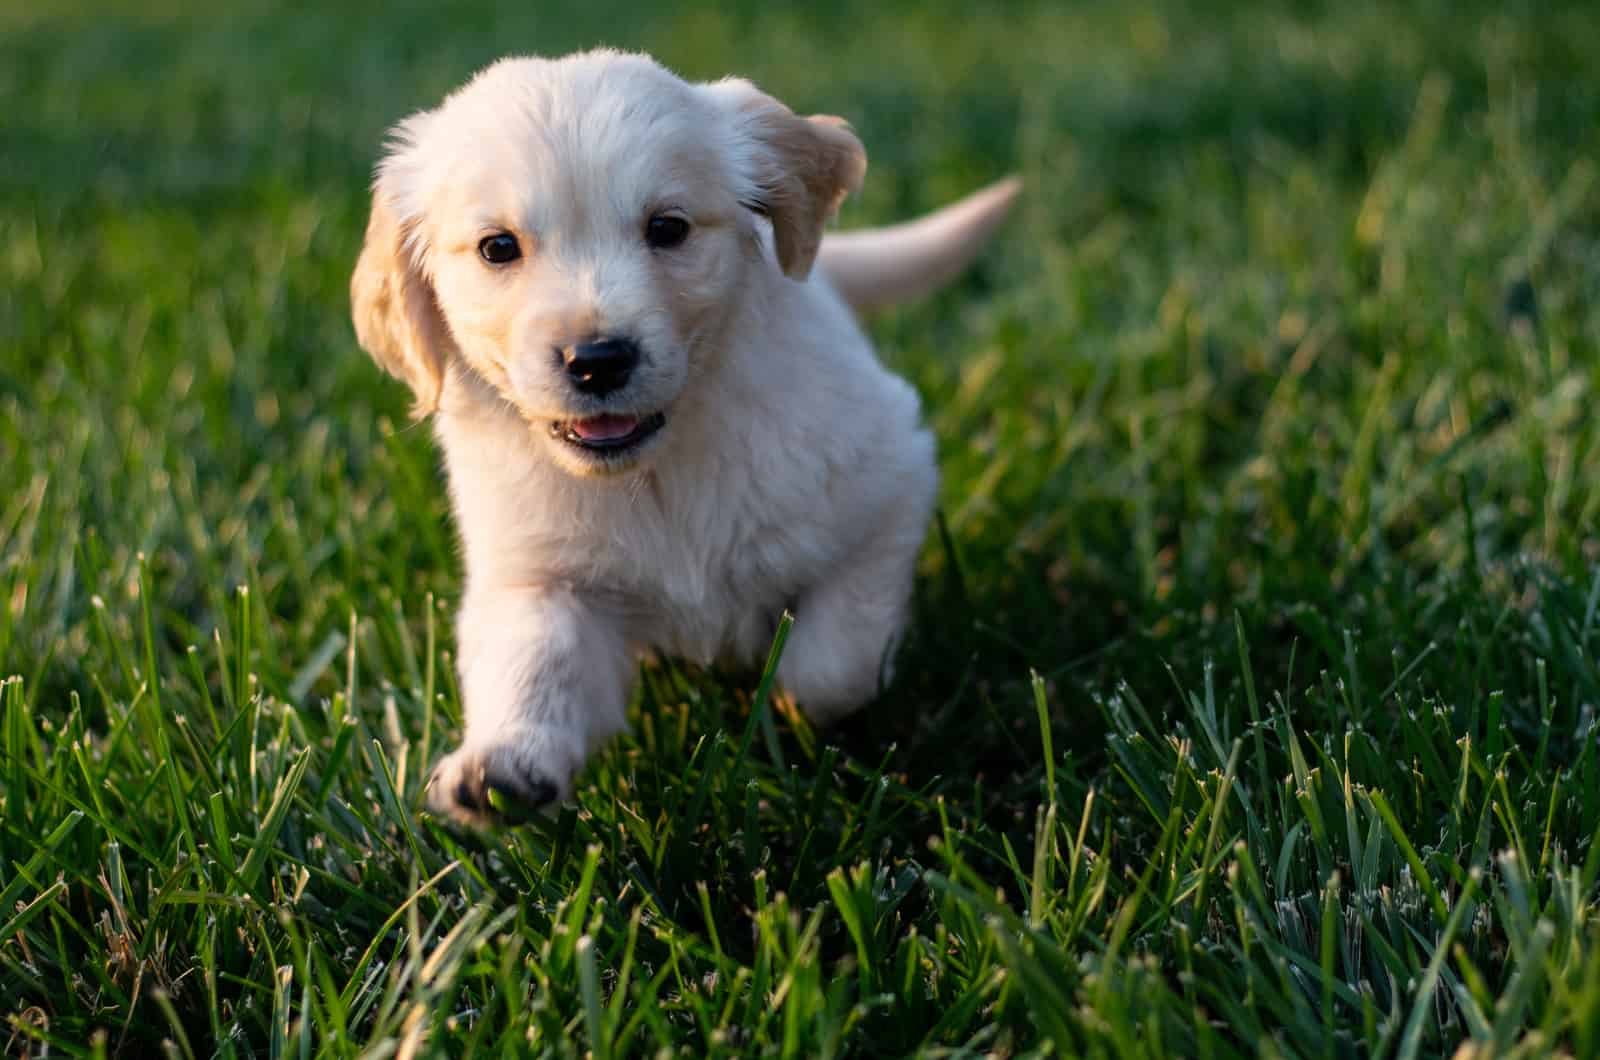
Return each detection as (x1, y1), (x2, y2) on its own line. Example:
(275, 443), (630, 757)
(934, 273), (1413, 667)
(645, 215), (690, 250)
(478, 233), (521, 264)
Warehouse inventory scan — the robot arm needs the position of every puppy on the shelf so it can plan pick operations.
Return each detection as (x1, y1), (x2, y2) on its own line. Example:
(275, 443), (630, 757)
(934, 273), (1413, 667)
(350, 49), (1018, 827)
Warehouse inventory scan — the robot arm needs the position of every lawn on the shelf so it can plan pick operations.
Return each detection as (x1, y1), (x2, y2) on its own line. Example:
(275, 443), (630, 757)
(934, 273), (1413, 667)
(3, 0), (1599, 1055)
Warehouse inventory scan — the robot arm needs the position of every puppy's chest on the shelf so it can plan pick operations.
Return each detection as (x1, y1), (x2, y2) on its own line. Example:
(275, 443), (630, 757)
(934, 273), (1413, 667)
(597, 473), (831, 661)
(444, 416), (850, 664)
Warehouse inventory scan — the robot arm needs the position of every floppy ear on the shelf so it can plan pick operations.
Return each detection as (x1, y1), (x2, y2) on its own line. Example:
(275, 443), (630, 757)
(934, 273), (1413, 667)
(713, 79), (867, 280)
(350, 187), (451, 416)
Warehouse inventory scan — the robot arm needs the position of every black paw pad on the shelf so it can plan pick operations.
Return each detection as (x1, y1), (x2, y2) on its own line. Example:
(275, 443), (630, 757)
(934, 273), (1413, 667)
(483, 770), (559, 821)
(454, 777), (485, 812)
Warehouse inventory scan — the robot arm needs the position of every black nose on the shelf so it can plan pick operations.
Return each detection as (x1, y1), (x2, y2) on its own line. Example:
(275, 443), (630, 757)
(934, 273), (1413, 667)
(563, 338), (639, 396)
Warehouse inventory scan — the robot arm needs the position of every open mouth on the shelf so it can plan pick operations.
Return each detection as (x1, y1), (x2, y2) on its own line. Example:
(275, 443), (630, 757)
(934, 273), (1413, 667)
(550, 411), (667, 455)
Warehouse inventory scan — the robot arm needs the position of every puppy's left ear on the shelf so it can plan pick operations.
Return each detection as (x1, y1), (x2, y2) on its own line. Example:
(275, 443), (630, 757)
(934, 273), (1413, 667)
(710, 79), (867, 280)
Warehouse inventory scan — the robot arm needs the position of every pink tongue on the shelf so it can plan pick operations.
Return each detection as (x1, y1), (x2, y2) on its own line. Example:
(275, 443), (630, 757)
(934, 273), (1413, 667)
(570, 414), (639, 441)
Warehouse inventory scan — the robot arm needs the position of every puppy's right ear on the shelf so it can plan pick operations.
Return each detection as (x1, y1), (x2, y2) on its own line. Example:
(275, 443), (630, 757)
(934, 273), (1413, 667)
(350, 188), (451, 416)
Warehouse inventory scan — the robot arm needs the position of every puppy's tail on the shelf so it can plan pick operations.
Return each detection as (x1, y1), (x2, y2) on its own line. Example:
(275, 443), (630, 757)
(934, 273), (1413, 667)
(817, 176), (1020, 315)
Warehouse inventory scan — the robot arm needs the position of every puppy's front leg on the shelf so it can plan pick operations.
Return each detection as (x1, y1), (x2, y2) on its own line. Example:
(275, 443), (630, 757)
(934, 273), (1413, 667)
(777, 487), (935, 726)
(426, 586), (632, 827)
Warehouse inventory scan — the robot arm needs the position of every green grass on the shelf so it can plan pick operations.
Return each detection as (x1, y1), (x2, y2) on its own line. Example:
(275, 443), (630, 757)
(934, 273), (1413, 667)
(3, 0), (1600, 1055)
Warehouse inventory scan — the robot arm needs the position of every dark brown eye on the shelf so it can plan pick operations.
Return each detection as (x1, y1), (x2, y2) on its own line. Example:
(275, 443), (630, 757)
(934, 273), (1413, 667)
(645, 215), (690, 250)
(478, 233), (521, 264)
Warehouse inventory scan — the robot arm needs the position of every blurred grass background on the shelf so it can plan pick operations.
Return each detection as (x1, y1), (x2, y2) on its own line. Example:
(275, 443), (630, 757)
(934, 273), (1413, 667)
(2, 1), (1599, 1056)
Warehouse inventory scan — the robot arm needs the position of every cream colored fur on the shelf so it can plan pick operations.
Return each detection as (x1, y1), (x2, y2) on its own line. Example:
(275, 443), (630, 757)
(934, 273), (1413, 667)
(350, 49), (1017, 827)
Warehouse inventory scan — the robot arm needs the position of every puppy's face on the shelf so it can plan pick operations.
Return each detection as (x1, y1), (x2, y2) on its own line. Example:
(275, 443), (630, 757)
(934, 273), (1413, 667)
(352, 51), (866, 477)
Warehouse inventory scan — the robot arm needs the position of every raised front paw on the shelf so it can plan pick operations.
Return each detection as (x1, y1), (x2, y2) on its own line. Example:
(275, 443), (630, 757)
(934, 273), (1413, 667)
(425, 736), (569, 829)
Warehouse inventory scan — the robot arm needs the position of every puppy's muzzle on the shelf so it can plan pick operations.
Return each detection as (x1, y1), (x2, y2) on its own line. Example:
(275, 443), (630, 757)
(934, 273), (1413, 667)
(563, 337), (639, 397)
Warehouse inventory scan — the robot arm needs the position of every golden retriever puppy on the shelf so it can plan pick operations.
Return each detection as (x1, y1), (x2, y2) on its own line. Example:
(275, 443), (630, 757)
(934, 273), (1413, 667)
(351, 49), (1017, 827)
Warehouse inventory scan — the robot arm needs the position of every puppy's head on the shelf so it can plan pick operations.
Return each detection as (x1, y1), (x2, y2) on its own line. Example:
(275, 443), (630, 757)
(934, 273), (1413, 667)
(350, 50), (865, 476)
